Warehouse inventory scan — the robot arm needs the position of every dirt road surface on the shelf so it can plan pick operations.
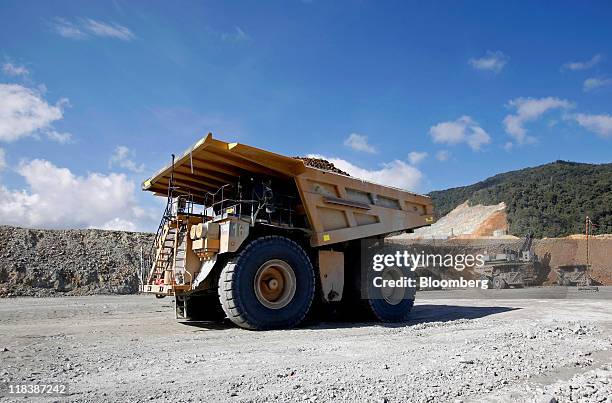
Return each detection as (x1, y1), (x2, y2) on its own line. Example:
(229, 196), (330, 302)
(1, 290), (611, 402)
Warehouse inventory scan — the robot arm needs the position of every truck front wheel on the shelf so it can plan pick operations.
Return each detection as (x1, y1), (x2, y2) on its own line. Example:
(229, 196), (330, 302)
(218, 236), (315, 330)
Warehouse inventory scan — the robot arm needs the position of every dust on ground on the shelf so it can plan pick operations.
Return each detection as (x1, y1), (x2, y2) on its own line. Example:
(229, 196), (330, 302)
(1, 290), (611, 402)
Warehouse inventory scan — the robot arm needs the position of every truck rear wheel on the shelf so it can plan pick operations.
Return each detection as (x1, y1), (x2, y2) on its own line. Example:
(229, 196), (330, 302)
(492, 277), (507, 289)
(218, 236), (315, 330)
(365, 265), (416, 322)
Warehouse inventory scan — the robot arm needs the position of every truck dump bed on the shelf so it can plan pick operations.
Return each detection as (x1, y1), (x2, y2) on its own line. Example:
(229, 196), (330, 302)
(143, 133), (433, 247)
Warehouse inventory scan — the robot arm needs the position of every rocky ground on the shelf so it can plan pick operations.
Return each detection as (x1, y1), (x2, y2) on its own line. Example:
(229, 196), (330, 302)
(0, 226), (154, 297)
(1, 291), (610, 402)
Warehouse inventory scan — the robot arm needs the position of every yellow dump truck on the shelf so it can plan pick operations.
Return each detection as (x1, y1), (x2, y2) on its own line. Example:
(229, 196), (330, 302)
(142, 134), (433, 329)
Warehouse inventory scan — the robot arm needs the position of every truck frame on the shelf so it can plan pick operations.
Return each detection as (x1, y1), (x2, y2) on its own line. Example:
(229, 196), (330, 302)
(142, 134), (433, 329)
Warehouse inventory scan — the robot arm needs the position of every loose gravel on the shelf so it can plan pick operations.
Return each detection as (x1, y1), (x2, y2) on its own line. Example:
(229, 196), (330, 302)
(1, 294), (610, 402)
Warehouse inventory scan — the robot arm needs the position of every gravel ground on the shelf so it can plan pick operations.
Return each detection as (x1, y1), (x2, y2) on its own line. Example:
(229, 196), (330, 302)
(1, 291), (611, 402)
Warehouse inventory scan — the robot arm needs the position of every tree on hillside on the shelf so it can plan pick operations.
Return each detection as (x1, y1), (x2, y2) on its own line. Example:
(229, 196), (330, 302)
(429, 161), (612, 238)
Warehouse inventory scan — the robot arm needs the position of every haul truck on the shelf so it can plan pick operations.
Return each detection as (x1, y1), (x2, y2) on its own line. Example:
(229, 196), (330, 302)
(142, 134), (434, 329)
(475, 233), (541, 289)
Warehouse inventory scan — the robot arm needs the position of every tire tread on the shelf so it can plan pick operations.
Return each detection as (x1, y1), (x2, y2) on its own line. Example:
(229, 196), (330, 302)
(217, 236), (315, 330)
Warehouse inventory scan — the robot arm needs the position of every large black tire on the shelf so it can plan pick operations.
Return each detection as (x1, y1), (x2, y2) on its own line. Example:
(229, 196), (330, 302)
(364, 261), (416, 322)
(218, 236), (315, 330)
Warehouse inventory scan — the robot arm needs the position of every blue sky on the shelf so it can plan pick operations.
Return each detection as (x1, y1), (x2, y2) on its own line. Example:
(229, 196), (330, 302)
(1, 1), (611, 231)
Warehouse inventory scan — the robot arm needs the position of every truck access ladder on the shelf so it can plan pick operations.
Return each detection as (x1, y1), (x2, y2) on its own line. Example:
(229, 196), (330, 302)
(171, 223), (189, 285)
(147, 219), (177, 285)
(146, 205), (193, 286)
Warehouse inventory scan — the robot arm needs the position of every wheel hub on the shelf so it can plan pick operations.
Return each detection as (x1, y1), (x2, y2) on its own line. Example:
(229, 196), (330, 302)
(268, 278), (279, 290)
(254, 260), (296, 309)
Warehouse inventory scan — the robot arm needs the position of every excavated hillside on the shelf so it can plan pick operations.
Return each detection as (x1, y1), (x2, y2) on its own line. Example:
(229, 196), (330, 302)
(0, 226), (154, 297)
(429, 160), (612, 238)
(399, 201), (510, 240)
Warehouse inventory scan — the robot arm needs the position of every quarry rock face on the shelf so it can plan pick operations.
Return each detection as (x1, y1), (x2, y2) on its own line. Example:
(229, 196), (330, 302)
(0, 226), (154, 297)
(398, 201), (510, 240)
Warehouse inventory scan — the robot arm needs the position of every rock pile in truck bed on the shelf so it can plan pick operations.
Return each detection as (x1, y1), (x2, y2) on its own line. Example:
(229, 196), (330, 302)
(0, 225), (154, 297)
(293, 156), (350, 176)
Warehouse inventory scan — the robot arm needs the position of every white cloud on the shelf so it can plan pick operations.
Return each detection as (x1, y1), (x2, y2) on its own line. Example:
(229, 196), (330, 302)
(82, 18), (135, 41)
(109, 146), (145, 173)
(0, 84), (67, 142)
(343, 133), (377, 153)
(435, 150), (450, 161)
(308, 154), (422, 191)
(0, 148), (5, 171)
(51, 17), (134, 41)
(0, 159), (149, 231)
(503, 142), (513, 151)
(466, 126), (491, 150)
(574, 113), (612, 138)
(98, 218), (138, 232)
(407, 151), (428, 165)
(583, 77), (612, 92)
(562, 54), (603, 71)
(2, 63), (29, 77)
(221, 26), (251, 42)
(46, 130), (72, 144)
(469, 51), (509, 73)
(503, 97), (572, 144)
(51, 18), (87, 39)
(429, 116), (491, 151)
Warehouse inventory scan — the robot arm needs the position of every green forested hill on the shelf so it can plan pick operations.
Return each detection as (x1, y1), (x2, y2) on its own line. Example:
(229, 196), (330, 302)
(428, 161), (612, 238)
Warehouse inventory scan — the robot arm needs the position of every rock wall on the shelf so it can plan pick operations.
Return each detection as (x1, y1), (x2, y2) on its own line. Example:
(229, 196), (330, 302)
(534, 238), (612, 285)
(0, 226), (154, 297)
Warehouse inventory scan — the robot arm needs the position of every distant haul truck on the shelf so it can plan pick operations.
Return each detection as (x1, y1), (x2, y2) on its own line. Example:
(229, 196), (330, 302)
(475, 233), (541, 289)
(142, 134), (434, 329)
(556, 265), (590, 286)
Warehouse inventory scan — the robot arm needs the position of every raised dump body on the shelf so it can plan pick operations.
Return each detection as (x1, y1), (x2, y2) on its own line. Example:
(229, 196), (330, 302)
(142, 133), (433, 329)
